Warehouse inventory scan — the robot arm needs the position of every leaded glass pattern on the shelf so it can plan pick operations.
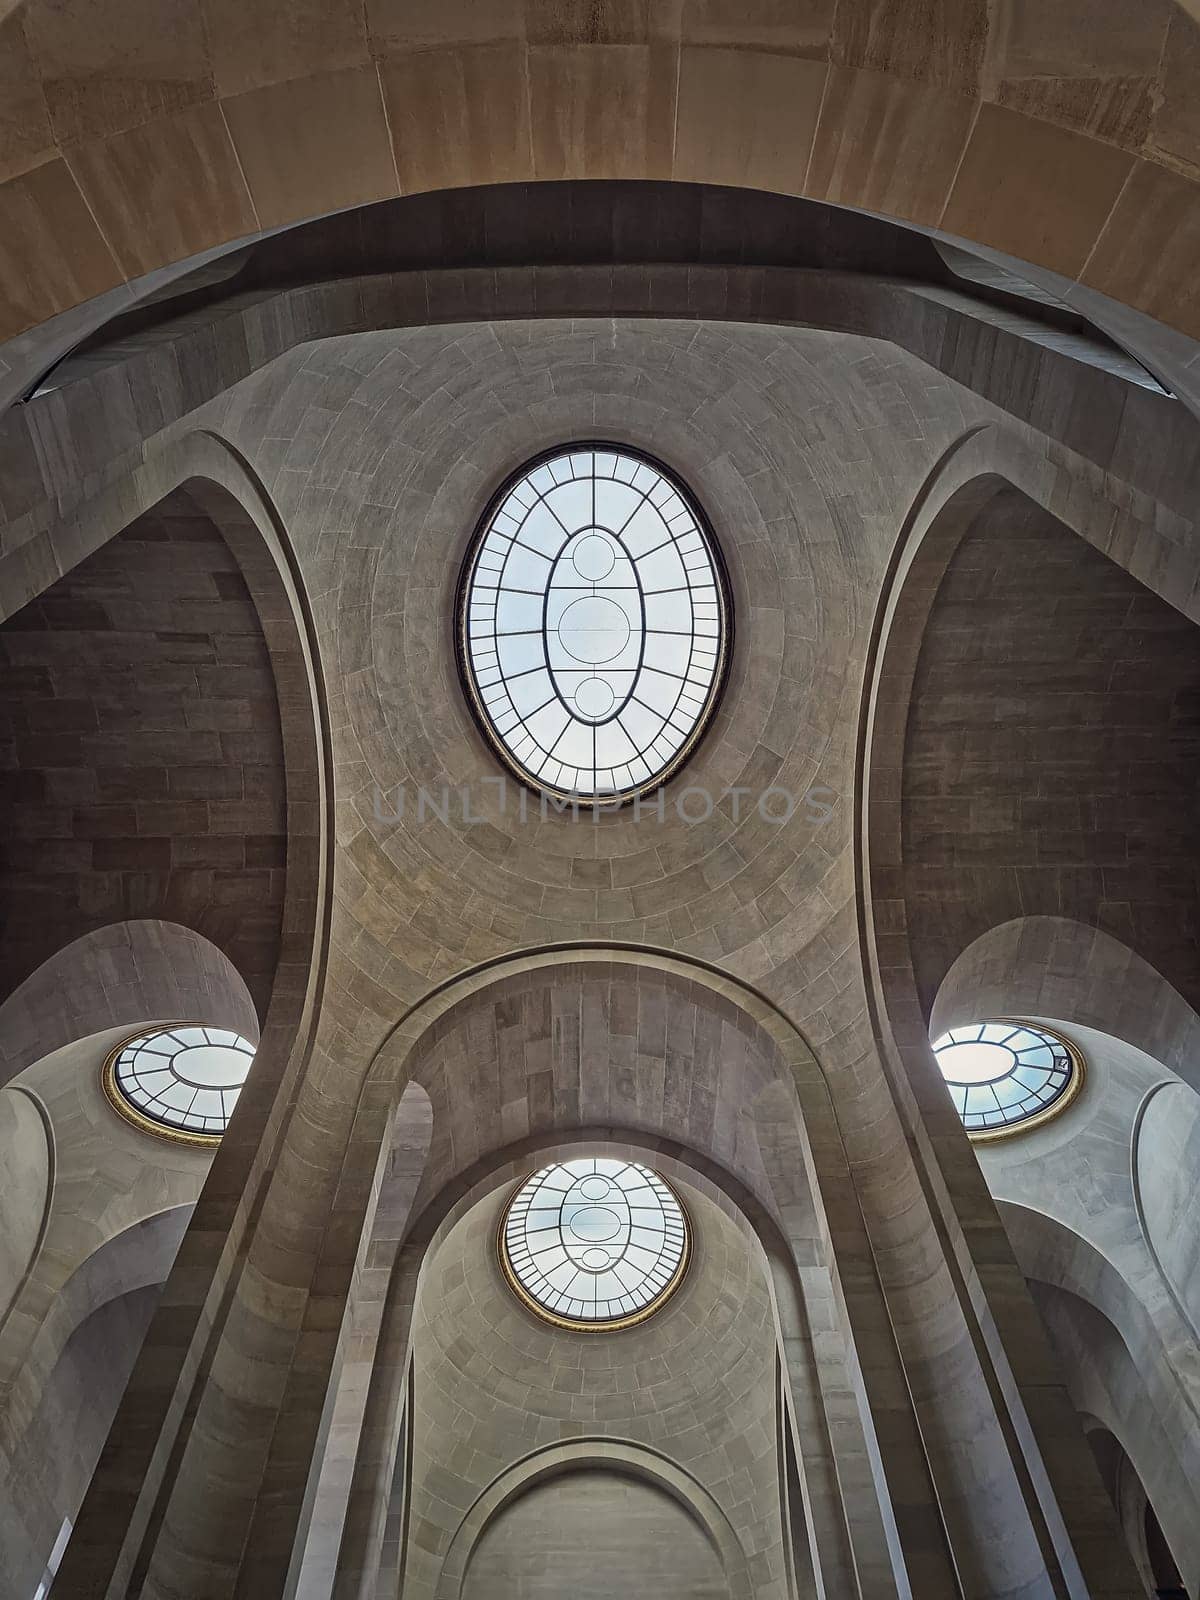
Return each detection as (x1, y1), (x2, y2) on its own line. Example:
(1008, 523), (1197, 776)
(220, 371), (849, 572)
(932, 1020), (1082, 1138)
(104, 1024), (255, 1143)
(500, 1158), (689, 1329)
(459, 446), (729, 801)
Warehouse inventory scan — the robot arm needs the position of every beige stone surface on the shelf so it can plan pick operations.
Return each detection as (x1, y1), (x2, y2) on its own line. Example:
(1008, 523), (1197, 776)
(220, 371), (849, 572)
(0, 1090), (50, 1329)
(380, 44), (533, 194)
(674, 48), (825, 193)
(528, 43), (677, 180)
(942, 102), (1134, 279)
(405, 1180), (782, 1599)
(21, 0), (213, 147)
(0, 161), (1195, 1594)
(201, 0), (370, 99)
(0, 157), (122, 334)
(0, 0), (1198, 339)
(0, 13), (53, 183)
(65, 101), (257, 278)
(220, 65), (397, 230)
(806, 67), (977, 225)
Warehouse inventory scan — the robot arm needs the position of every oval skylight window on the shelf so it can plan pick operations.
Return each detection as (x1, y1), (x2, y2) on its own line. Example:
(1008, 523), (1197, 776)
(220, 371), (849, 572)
(932, 1020), (1083, 1139)
(103, 1024), (255, 1144)
(500, 1157), (690, 1329)
(458, 446), (730, 801)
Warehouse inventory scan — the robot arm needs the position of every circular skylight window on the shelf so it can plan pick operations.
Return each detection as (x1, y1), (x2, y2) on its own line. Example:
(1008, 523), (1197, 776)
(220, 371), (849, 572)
(499, 1158), (690, 1329)
(458, 445), (730, 802)
(103, 1024), (255, 1144)
(932, 1020), (1083, 1140)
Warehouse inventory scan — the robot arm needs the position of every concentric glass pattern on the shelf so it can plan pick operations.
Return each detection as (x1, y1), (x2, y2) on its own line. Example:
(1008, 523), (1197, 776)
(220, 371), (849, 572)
(459, 446), (729, 800)
(500, 1158), (689, 1328)
(932, 1020), (1080, 1136)
(107, 1025), (255, 1140)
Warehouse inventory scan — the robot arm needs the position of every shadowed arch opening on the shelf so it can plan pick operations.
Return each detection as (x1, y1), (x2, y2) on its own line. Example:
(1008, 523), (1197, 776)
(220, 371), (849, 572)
(442, 1440), (752, 1600)
(22, 438), (334, 1600)
(0, 483), (289, 1016)
(408, 1164), (775, 1600)
(1001, 1209), (1199, 1595)
(1085, 1422), (1188, 1598)
(0, 1206), (192, 1599)
(892, 482), (1200, 1021)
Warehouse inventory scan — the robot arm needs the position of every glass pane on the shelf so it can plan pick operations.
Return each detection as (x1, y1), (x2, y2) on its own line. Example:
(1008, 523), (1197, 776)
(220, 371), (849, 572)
(931, 1021), (1079, 1136)
(461, 448), (729, 799)
(502, 1157), (688, 1327)
(113, 1026), (256, 1140)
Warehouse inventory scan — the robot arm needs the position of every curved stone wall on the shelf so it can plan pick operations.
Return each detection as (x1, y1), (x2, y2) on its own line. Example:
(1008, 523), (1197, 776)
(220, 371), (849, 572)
(6, 307), (1188, 1597)
(460, 1468), (731, 1600)
(1134, 1081), (1200, 1340)
(0, 1088), (49, 1328)
(0, 485), (288, 1014)
(899, 486), (1200, 1018)
(405, 1177), (784, 1600)
(1, 1), (1199, 344)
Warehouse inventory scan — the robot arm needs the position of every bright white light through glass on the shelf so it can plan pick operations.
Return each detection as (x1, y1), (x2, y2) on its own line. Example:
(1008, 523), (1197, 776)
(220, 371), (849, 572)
(108, 1025), (255, 1140)
(932, 1021), (1080, 1136)
(459, 447), (729, 800)
(500, 1158), (689, 1328)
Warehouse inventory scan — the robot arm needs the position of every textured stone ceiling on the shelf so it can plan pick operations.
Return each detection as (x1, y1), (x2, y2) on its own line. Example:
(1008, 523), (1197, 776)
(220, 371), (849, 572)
(211, 316), (944, 1022)
(1, 0), (1199, 346)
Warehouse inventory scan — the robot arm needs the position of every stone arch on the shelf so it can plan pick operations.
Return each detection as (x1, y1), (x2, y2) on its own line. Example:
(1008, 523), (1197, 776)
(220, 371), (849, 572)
(1001, 1204), (1200, 1593)
(0, 1206), (192, 1600)
(35, 435), (334, 1600)
(930, 915), (1200, 1095)
(852, 434), (1200, 1600)
(0, 919), (263, 1415)
(436, 1438), (753, 1600)
(0, 918), (258, 1093)
(0, 441), (327, 1021)
(15, 1204), (193, 1401)
(0, 1083), (51, 1333)
(1, 8), (1198, 348)
(1083, 1421), (1188, 1599)
(859, 431), (1200, 1136)
(920, 914), (1200, 1595)
(292, 1079), (435, 1600)
(394, 1155), (785, 1600)
(0, 1019), (218, 1405)
(325, 950), (909, 1600)
(1132, 1081), (1200, 1343)
(0, 921), (260, 1428)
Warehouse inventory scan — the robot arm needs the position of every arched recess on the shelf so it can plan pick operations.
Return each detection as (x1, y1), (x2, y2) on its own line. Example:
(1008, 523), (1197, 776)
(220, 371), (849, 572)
(344, 1131), (854, 1595)
(0, 465), (310, 1018)
(855, 433), (1198, 1600)
(868, 472), (1200, 1032)
(859, 436), (1200, 1245)
(1000, 1206), (1199, 1597)
(1084, 1423), (1189, 1600)
(0, 921), (256, 1403)
(322, 951), (924, 1600)
(0, 1206), (192, 1600)
(436, 1439), (753, 1600)
(0, 917), (258, 1092)
(0, 922), (278, 1591)
(34, 434), (333, 1600)
(366, 1138), (809, 1600)
(930, 916), (1200, 1097)
(1, 5), (1198, 350)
